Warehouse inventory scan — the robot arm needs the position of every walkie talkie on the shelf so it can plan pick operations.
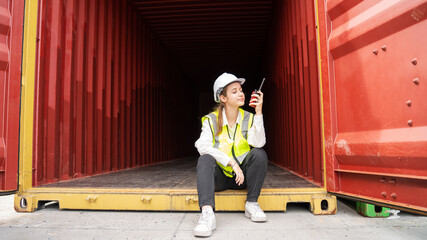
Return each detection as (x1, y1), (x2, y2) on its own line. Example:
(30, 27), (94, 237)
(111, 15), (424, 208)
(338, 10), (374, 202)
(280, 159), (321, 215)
(249, 78), (265, 108)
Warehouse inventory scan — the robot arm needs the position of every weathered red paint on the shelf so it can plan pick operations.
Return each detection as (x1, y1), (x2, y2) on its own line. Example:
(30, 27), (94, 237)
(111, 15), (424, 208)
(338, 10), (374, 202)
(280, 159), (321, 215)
(0, 0), (25, 191)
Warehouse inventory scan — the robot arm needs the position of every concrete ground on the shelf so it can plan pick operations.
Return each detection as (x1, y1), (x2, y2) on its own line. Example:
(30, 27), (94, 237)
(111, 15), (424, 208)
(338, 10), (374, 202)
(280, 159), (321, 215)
(1, 194), (426, 240)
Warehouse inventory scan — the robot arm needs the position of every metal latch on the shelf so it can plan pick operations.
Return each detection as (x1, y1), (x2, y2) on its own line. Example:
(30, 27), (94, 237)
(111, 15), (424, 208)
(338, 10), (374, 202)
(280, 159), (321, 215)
(185, 196), (198, 204)
(141, 196), (152, 203)
(86, 195), (98, 203)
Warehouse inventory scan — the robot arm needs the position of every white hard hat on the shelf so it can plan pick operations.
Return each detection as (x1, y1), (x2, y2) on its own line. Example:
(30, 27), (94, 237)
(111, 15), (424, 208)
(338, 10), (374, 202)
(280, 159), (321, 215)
(213, 72), (245, 102)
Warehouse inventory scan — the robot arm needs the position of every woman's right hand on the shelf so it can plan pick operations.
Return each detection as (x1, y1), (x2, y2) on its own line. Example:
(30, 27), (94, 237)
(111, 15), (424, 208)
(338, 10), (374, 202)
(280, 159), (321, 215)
(229, 159), (244, 186)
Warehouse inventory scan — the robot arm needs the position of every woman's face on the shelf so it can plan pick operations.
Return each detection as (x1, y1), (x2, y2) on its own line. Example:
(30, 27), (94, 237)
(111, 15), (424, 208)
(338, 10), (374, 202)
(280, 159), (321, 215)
(220, 82), (245, 107)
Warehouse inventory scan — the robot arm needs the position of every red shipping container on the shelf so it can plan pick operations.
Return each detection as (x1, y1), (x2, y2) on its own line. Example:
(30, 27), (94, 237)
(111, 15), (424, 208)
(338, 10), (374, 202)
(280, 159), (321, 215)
(5, 0), (426, 214)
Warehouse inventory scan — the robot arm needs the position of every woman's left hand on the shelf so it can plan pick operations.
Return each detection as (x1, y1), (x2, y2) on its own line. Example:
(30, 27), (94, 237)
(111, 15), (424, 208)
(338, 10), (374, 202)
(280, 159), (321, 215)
(250, 91), (263, 115)
(231, 162), (245, 186)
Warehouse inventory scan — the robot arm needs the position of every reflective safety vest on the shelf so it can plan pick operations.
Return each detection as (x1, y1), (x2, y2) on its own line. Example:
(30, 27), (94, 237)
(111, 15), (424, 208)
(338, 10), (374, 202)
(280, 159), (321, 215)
(202, 108), (254, 177)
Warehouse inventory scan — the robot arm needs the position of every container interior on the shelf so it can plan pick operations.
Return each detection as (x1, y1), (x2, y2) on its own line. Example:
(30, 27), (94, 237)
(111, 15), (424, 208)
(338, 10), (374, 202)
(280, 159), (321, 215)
(33, 0), (324, 189)
(40, 158), (320, 189)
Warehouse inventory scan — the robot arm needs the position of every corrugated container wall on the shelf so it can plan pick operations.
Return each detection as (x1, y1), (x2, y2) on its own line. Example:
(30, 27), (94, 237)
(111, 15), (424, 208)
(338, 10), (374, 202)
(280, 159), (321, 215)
(263, 0), (323, 185)
(0, 0), (25, 191)
(323, 0), (427, 210)
(33, 0), (194, 185)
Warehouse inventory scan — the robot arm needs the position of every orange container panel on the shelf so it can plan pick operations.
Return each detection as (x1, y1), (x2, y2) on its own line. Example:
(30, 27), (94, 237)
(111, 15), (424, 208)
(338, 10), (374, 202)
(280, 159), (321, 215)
(33, 0), (194, 186)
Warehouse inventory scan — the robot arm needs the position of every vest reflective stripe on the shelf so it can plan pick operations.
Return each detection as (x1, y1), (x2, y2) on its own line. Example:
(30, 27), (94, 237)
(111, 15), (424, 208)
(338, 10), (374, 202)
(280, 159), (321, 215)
(206, 112), (220, 148)
(201, 109), (254, 177)
(241, 110), (251, 139)
(236, 151), (249, 163)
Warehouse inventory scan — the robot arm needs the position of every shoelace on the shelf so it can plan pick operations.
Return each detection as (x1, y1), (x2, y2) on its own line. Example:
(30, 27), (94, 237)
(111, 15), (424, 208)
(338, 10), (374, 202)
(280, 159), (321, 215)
(198, 210), (212, 224)
(248, 203), (263, 213)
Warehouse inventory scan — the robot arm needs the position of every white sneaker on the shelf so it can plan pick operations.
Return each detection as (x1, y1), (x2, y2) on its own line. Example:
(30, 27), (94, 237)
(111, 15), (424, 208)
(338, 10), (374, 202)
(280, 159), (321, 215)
(194, 207), (216, 237)
(245, 202), (267, 222)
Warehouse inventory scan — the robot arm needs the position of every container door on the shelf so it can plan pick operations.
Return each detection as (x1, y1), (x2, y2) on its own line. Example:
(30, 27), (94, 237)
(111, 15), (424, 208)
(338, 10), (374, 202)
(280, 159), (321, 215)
(325, 0), (427, 213)
(0, 0), (25, 192)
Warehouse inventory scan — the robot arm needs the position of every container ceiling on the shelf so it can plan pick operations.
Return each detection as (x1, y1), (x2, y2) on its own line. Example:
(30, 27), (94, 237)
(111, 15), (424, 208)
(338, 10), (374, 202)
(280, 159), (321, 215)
(132, 0), (274, 91)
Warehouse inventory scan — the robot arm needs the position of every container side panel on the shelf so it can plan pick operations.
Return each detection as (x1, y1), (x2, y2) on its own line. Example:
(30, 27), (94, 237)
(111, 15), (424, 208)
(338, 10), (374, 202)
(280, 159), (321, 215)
(147, 32), (152, 165)
(141, 21), (147, 166)
(45, 0), (61, 182)
(104, 0), (113, 172)
(95, 0), (106, 174)
(33, 0), (194, 186)
(86, 0), (96, 176)
(326, 0), (427, 211)
(306, 0), (322, 185)
(0, 0), (25, 191)
(125, 4), (131, 169)
(316, 0), (337, 194)
(119, 0), (126, 170)
(34, 0), (46, 186)
(111, 0), (120, 172)
(73, 0), (86, 180)
(60, 0), (75, 180)
(264, 0), (323, 186)
(131, 13), (137, 168)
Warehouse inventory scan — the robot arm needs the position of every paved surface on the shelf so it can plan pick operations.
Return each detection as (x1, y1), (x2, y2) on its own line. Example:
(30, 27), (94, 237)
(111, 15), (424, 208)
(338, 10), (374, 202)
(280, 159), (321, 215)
(1, 194), (426, 240)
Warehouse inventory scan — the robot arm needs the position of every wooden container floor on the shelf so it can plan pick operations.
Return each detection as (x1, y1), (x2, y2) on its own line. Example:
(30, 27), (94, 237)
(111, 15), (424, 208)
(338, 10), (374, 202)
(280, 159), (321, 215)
(39, 157), (321, 189)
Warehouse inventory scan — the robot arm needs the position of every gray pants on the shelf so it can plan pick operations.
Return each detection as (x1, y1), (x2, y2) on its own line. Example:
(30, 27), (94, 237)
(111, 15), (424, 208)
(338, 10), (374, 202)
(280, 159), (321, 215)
(196, 148), (268, 210)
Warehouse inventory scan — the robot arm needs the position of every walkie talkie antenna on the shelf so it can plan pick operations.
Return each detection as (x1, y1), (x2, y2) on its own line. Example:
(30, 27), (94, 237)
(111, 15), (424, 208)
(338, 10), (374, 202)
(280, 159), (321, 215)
(258, 78), (266, 92)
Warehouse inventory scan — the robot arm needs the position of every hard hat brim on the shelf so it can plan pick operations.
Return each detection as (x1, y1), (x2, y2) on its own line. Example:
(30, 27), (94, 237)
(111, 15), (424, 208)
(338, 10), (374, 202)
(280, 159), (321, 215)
(235, 78), (245, 85)
(214, 78), (245, 102)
